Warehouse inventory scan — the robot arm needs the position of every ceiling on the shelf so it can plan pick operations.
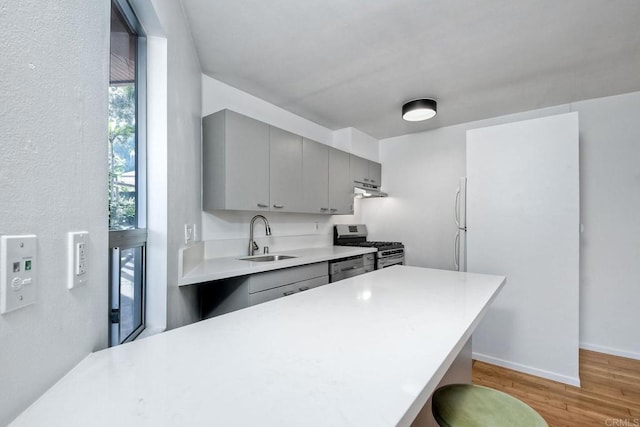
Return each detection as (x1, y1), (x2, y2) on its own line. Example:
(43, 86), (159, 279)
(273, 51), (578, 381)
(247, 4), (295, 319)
(180, 0), (640, 140)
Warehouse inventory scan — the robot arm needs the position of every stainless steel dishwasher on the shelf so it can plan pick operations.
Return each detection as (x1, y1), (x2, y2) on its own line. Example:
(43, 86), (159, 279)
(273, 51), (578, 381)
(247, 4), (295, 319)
(329, 253), (375, 283)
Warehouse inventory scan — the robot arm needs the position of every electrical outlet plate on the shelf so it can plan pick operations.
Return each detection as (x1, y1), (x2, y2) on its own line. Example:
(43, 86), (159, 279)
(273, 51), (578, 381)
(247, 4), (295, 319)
(184, 223), (194, 245)
(68, 231), (89, 289)
(1, 235), (37, 314)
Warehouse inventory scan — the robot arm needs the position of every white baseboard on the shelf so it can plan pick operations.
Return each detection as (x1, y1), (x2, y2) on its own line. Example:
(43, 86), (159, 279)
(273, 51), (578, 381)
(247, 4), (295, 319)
(472, 352), (581, 387)
(580, 342), (640, 361)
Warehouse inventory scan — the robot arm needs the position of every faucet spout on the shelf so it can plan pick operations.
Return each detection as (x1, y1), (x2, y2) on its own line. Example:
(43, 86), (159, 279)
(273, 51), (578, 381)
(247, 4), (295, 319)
(249, 215), (272, 256)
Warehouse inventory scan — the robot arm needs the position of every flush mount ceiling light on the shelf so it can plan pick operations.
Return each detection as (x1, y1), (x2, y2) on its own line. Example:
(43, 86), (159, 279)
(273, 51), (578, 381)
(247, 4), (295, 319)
(402, 98), (437, 121)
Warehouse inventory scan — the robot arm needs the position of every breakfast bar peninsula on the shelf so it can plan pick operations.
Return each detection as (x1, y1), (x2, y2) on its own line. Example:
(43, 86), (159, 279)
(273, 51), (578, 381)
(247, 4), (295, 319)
(10, 266), (505, 427)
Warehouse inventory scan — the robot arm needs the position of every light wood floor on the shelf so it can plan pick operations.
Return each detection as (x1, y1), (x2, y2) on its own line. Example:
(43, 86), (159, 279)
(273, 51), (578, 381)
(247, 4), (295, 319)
(472, 350), (640, 426)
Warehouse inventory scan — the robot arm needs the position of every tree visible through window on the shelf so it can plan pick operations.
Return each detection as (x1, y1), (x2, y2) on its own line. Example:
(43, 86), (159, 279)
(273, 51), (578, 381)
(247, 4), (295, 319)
(109, 85), (137, 229)
(109, 0), (138, 231)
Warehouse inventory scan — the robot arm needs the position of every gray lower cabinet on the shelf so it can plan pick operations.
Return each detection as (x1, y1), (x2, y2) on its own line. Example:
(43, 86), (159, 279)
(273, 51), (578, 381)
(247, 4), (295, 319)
(302, 138), (329, 213)
(329, 148), (353, 214)
(202, 110), (270, 211)
(248, 276), (327, 305)
(269, 127), (303, 212)
(201, 262), (329, 319)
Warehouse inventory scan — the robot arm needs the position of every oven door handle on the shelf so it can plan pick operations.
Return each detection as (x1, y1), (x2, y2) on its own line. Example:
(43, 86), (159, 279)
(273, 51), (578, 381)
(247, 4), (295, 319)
(380, 253), (405, 262)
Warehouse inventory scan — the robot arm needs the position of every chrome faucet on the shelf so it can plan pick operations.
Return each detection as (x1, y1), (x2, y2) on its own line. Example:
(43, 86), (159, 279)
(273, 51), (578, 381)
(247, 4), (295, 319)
(249, 215), (272, 255)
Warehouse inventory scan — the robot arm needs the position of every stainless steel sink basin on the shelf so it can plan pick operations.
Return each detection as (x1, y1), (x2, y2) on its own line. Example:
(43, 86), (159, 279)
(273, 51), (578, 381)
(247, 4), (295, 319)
(237, 255), (297, 262)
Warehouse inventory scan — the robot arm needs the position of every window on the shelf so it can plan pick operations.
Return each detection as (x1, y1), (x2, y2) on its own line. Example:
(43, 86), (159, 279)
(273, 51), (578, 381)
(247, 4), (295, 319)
(109, 0), (147, 346)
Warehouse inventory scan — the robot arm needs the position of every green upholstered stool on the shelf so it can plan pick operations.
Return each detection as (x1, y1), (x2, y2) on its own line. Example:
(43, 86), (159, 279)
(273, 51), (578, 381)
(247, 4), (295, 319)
(432, 384), (548, 427)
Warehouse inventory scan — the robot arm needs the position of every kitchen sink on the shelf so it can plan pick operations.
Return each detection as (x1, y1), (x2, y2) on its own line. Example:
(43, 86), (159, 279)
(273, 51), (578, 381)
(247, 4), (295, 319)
(237, 255), (298, 262)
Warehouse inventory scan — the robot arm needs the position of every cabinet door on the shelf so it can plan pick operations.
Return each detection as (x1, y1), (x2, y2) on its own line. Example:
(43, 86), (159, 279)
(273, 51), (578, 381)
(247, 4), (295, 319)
(225, 111), (270, 211)
(202, 110), (226, 211)
(248, 282), (300, 306)
(329, 148), (354, 214)
(302, 138), (329, 214)
(369, 161), (382, 187)
(247, 262), (328, 294)
(295, 275), (329, 292)
(349, 154), (369, 185)
(269, 127), (303, 212)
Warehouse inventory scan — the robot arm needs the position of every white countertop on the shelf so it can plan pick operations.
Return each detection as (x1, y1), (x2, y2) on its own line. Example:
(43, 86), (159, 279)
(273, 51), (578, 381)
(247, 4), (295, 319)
(11, 266), (505, 427)
(179, 245), (377, 286)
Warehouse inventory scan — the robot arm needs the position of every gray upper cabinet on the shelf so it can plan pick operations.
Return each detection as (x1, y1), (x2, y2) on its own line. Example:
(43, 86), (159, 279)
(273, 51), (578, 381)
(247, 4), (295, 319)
(302, 138), (329, 213)
(203, 109), (368, 215)
(369, 161), (382, 187)
(203, 110), (270, 212)
(329, 148), (353, 214)
(269, 127), (303, 212)
(349, 154), (369, 185)
(350, 154), (382, 188)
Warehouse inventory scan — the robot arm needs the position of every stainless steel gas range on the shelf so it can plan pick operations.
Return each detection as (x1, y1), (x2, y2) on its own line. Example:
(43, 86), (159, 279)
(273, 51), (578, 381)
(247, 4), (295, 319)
(333, 224), (405, 270)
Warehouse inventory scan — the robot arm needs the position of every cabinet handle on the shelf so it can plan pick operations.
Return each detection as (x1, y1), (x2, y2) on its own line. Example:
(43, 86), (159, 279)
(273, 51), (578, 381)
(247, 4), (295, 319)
(299, 286), (310, 292)
(364, 178), (370, 182)
(283, 290), (295, 296)
(330, 208), (338, 212)
(371, 179), (376, 183)
(257, 203), (268, 208)
(320, 207), (329, 211)
(273, 204), (284, 209)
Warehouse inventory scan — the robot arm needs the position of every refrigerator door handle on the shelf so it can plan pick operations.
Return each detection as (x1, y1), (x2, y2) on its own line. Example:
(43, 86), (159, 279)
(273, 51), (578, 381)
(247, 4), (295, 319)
(454, 231), (460, 271)
(454, 187), (461, 227)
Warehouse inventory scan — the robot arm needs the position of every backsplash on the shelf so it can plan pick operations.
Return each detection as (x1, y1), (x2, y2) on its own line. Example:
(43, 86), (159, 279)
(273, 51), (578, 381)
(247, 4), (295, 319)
(201, 200), (363, 258)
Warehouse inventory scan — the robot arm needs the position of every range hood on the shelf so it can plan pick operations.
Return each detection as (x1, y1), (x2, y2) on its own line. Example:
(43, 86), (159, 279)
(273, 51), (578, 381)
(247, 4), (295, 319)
(354, 184), (388, 198)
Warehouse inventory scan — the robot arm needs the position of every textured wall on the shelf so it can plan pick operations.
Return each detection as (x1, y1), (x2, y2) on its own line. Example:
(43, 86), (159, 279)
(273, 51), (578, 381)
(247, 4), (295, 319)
(0, 1), (110, 424)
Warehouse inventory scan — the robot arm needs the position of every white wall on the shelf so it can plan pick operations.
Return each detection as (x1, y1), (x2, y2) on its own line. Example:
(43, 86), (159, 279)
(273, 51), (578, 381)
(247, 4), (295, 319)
(333, 127), (379, 162)
(364, 91), (640, 360)
(467, 113), (580, 385)
(200, 75), (376, 256)
(573, 92), (640, 359)
(142, 0), (203, 330)
(202, 76), (333, 145)
(361, 105), (569, 268)
(131, 0), (169, 336)
(143, 33), (168, 334)
(0, 1), (110, 424)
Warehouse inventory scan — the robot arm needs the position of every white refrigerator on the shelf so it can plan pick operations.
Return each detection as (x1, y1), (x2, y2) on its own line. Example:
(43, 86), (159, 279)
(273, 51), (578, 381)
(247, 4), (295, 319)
(454, 177), (467, 272)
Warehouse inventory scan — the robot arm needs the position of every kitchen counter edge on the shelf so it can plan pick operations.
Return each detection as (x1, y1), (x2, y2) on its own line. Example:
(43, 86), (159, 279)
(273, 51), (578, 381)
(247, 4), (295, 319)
(178, 245), (378, 286)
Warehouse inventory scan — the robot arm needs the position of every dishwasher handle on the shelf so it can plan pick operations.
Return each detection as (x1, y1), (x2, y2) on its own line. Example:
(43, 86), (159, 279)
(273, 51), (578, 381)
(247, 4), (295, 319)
(330, 266), (367, 282)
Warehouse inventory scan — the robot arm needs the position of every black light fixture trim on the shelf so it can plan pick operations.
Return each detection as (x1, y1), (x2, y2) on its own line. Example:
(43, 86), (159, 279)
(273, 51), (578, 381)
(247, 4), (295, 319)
(402, 98), (437, 121)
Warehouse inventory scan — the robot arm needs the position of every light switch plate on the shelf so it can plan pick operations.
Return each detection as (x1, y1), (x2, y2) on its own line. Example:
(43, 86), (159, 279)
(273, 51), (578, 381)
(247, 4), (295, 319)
(68, 231), (89, 289)
(1, 235), (37, 314)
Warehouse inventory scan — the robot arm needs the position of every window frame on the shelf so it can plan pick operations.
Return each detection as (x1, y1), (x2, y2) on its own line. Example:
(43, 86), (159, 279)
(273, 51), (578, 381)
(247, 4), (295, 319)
(109, 0), (147, 346)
